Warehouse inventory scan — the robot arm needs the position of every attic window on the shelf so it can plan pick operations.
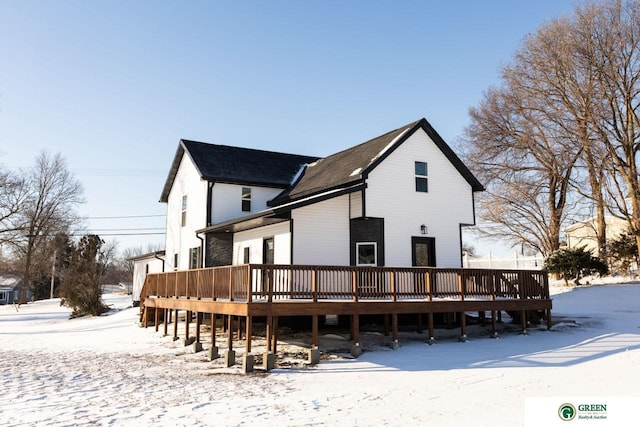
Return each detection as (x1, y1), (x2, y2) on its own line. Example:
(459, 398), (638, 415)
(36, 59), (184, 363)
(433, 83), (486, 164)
(415, 161), (428, 193)
(181, 195), (187, 226)
(242, 187), (252, 212)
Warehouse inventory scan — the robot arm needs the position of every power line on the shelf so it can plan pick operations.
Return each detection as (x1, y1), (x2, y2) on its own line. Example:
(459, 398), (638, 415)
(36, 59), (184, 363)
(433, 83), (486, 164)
(84, 214), (166, 219)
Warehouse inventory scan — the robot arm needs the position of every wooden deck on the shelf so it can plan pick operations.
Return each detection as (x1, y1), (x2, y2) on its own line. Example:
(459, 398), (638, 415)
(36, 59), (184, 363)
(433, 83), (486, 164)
(139, 264), (552, 371)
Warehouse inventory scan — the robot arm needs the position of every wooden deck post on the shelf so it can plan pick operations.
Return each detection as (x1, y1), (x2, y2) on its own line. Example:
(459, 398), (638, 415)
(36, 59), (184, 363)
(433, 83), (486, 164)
(209, 313), (219, 360)
(273, 316), (279, 355)
(384, 314), (390, 336)
(263, 315), (276, 371)
(520, 310), (528, 335)
(416, 314), (423, 334)
(351, 314), (362, 357)
(427, 312), (435, 344)
(266, 316), (272, 352)
(225, 314), (235, 367)
(312, 314), (319, 348)
(242, 316), (254, 373)
(391, 313), (399, 349)
(172, 309), (179, 341)
(459, 312), (467, 342)
(163, 308), (168, 336)
(227, 315), (234, 350)
(546, 309), (552, 330)
(245, 316), (252, 353)
(154, 306), (159, 332)
(491, 310), (498, 338)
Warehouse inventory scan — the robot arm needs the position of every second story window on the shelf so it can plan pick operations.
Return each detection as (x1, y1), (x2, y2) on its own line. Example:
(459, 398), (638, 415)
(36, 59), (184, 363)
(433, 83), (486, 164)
(415, 161), (428, 193)
(242, 187), (252, 212)
(181, 195), (187, 226)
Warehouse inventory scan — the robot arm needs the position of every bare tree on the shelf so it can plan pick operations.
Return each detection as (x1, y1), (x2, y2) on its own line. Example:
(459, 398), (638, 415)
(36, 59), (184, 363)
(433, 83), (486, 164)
(465, 82), (582, 255)
(10, 152), (84, 303)
(464, 0), (639, 258)
(581, 0), (640, 255)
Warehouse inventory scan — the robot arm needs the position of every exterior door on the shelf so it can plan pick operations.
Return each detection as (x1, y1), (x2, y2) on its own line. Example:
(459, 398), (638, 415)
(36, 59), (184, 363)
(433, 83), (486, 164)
(412, 237), (436, 267)
(263, 237), (275, 264)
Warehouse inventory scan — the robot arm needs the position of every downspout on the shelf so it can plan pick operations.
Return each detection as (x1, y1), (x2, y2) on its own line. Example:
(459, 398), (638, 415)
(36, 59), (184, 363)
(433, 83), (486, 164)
(154, 252), (166, 272)
(196, 232), (205, 268)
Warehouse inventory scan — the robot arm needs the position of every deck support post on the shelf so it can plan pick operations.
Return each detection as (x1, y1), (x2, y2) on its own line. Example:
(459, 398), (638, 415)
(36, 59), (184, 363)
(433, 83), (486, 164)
(416, 314), (423, 334)
(350, 314), (361, 357)
(272, 316), (279, 355)
(309, 314), (320, 365)
(209, 313), (219, 360)
(183, 310), (195, 346)
(384, 314), (390, 336)
(154, 307), (159, 332)
(245, 316), (252, 354)
(263, 351), (276, 371)
(311, 315), (319, 348)
(391, 313), (399, 349)
(491, 310), (499, 338)
(520, 310), (528, 335)
(459, 312), (467, 342)
(172, 309), (179, 341)
(546, 309), (552, 330)
(143, 306), (149, 328)
(225, 315), (235, 367)
(193, 312), (203, 352)
(427, 313), (435, 344)
(162, 308), (169, 336)
(266, 316), (272, 352)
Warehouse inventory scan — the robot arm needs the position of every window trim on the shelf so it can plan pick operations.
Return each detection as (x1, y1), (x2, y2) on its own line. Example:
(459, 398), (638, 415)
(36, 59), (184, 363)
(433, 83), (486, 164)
(415, 161), (428, 193)
(181, 195), (187, 226)
(356, 242), (378, 267)
(242, 187), (252, 212)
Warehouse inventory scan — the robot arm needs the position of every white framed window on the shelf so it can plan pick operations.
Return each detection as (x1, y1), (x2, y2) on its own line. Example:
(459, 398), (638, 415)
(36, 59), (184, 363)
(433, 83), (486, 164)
(181, 195), (187, 226)
(415, 161), (428, 193)
(189, 247), (201, 269)
(242, 187), (251, 212)
(356, 242), (377, 266)
(243, 247), (250, 264)
(173, 253), (179, 271)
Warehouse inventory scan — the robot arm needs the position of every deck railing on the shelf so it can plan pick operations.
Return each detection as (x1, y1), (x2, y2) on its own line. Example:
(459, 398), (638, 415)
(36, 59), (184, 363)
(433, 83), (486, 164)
(140, 264), (549, 306)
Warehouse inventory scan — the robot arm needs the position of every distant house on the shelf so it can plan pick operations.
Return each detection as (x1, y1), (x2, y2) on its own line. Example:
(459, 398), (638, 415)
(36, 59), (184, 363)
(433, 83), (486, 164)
(564, 216), (628, 256)
(0, 274), (30, 305)
(133, 118), (483, 301)
(129, 251), (165, 306)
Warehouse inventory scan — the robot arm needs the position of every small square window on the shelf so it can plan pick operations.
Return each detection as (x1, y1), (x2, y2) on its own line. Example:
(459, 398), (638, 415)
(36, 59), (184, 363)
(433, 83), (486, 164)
(356, 242), (377, 266)
(243, 247), (250, 264)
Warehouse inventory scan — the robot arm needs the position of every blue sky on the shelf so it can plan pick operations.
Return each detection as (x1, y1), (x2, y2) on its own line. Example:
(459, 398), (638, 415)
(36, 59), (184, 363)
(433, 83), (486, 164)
(0, 1), (579, 254)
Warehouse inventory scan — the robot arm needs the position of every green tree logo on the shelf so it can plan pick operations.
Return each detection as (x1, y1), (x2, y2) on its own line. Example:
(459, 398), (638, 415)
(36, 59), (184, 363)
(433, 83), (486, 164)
(558, 403), (576, 421)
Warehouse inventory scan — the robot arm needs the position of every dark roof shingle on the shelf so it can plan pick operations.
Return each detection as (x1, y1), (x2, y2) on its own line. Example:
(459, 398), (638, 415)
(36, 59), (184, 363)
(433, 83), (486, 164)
(160, 141), (319, 202)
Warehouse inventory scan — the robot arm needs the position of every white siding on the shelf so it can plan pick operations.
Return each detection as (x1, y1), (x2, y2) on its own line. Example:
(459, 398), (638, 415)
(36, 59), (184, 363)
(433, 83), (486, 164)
(233, 222), (291, 265)
(132, 256), (165, 302)
(211, 183), (283, 224)
(365, 129), (474, 267)
(292, 195), (350, 265)
(165, 155), (208, 271)
(349, 191), (363, 219)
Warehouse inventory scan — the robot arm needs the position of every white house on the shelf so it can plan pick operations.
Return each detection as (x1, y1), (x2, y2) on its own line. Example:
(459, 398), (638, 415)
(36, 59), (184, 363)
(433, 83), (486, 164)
(129, 251), (165, 306)
(133, 118), (484, 301)
(564, 215), (629, 256)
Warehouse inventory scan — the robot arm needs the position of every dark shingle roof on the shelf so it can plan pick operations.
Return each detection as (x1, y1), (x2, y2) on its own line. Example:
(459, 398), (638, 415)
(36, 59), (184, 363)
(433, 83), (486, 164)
(269, 118), (483, 206)
(160, 141), (319, 203)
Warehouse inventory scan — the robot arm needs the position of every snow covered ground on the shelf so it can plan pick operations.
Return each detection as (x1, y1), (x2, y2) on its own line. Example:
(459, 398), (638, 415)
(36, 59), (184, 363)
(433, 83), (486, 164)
(1, 280), (639, 426)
